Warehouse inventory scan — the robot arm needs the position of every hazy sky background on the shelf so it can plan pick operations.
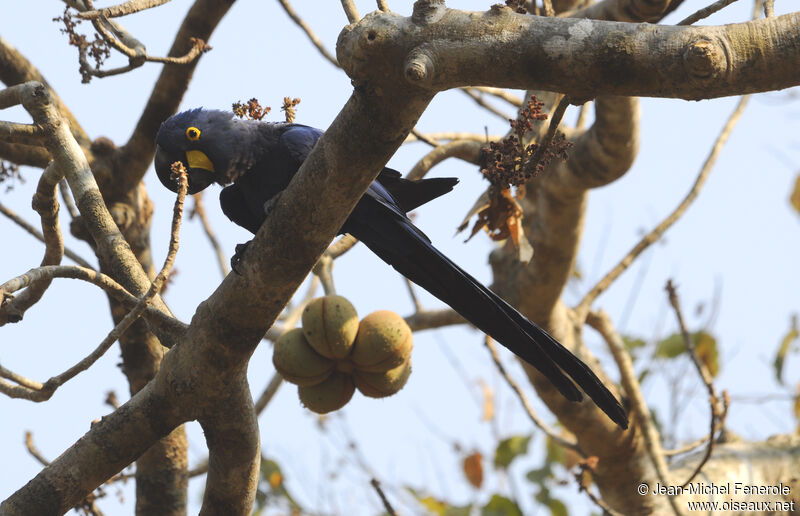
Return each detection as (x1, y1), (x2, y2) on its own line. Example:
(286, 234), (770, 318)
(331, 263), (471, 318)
(1, 1), (798, 514)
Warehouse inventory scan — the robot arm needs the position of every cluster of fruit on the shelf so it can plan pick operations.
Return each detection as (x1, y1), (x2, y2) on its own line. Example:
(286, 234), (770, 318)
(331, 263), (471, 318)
(272, 295), (413, 414)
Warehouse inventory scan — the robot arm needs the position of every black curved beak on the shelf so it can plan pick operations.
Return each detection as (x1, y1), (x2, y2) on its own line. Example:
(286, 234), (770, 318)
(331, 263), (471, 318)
(154, 144), (215, 195)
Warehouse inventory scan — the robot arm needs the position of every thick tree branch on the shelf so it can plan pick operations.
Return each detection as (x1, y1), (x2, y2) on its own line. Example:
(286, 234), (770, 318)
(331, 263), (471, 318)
(338, 9), (800, 100)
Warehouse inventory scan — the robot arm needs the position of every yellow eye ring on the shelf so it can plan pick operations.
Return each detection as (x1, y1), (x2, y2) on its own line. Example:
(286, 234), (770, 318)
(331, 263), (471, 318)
(185, 126), (201, 141)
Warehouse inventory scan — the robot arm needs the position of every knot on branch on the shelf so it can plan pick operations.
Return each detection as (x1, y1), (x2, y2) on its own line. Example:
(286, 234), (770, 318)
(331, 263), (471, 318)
(412, 0), (446, 25)
(683, 37), (730, 85)
(405, 48), (434, 85)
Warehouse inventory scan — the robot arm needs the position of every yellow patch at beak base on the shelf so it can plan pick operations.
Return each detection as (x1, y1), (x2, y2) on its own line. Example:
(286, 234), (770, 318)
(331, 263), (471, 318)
(185, 150), (215, 172)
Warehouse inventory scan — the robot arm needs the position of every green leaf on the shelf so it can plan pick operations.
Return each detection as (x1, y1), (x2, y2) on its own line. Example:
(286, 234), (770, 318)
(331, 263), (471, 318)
(622, 336), (646, 352)
(525, 466), (552, 484)
(694, 331), (719, 378)
(406, 487), (471, 516)
(544, 435), (564, 466)
(548, 498), (569, 516)
(790, 172), (800, 214)
(655, 333), (686, 358)
(494, 434), (532, 469)
(774, 315), (799, 384)
(481, 494), (523, 516)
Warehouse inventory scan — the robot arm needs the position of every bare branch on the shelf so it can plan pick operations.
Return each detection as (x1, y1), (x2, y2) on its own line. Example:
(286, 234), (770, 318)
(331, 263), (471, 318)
(466, 86), (523, 107)
(405, 131), (497, 144)
(340, 0), (360, 23)
(404, 308), (465, 332)
(460, 88), (513, 121)
(0, 201), (93, 269)
(276, 0), (339, 67)
(665, 280), (730, 488)
(678, 0), (741, 25)
(370, 478), (397, 516)
(407, 140), (483, 181)
(0, 163), (68, 324)
(485, 336), (581, 451)
(376, 0), (390, 11)
(585, 310), (683, 515)
(576, 95), (750, 317)
(75, 0), (173, 19)
(0, 167), (187, 401)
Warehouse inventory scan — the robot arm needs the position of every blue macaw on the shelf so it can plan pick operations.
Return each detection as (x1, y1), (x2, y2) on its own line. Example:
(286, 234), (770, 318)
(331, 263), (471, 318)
(154, 108), (628, 428)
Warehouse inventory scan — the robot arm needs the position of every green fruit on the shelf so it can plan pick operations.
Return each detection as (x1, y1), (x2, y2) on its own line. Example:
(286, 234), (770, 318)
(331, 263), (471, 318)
(273, 328), (334, 386)
(353, 360), (411, 398)
(351, 310), (413, 372)
(302, 295), (359, 359)
(298, 371), (355, 414)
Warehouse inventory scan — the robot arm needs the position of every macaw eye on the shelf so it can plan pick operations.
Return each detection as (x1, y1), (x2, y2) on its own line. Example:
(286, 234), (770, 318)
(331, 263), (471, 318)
(185, 126), (201, 141)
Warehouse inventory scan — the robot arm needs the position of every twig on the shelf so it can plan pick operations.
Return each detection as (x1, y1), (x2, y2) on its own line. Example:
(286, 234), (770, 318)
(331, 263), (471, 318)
(576, 95), (750, 318)
(586, 310), (684, 516)
(665, 280), (729, 487)
(404, 308), (465, 332)
(0, 265), (182, 334)
(325, 234), (358, 259)
(404, 279), (422, 312)
(408, 129), (440, 147)
(276, 0), (338, 67)
(678, 0), (740, 25)
(376, 0), (390, 12)
(370, 478), (397, 516)
(312, 255), (336, 295)
(75, 0), (172, 19)
(340, 0), (360, 23)
(460, 88), (513, 121)
(0, 167), (188, 401)
(466, 87), (523, 108)
(484, 336), (581, 452)
(405, 132), (498, 145)
(58, 178), (80, 219)
(24, 431), (50, 466)
(574, 458), (624, 516)
(575, 101), (591, 131)
(406, 140), (483, 181)
(763, 0), (774, 17)
(542, 0), (555, 17)
(190, 193), (229, 277)
(0, 202), (93, 269)
(254, 373), (284, 415)
(521, 94), (570, 179)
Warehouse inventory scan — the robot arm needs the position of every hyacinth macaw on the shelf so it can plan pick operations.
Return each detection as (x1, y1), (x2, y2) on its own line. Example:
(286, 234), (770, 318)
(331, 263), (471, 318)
(154, 108), (628, 428)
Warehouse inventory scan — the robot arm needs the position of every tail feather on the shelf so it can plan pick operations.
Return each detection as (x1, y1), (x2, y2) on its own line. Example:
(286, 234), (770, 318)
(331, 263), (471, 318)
(348, 210), (628, 429)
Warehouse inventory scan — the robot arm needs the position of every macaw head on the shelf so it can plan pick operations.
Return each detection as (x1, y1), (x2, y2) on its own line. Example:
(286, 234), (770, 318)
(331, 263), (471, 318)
(154, 108), (248, 194)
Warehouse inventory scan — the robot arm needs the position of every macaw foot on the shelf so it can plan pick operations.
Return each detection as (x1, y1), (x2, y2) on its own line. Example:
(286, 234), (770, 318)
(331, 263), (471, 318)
(263, 192), (282, 218)
(230, 241), (252, 275)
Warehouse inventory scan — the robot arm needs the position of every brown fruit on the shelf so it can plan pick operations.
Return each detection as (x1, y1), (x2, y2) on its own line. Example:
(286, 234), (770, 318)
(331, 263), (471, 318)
(353, 360), (411, 398)
(298, 371), (355, 414)
(351, 310), (413, 372)
(273, 328), (334, 386)
(302, 295), (359, 359)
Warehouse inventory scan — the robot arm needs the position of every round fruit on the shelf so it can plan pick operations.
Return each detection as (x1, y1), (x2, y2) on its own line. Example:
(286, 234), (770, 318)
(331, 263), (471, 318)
(353, 360), (412, 398)
(351, 310), (413, 372)
(302, 295), (359, 359)
(273, 328), (334, 386)
(298, 371), (355, 414)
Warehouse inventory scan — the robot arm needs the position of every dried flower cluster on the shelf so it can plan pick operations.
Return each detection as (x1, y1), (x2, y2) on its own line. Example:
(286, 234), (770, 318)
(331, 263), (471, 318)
(481, 95), (571, 190)
(281, 97), (302, 124)
(53, 7), (111, 83)
(460, 95), (572, 259)
(232, 98), (271, 120)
